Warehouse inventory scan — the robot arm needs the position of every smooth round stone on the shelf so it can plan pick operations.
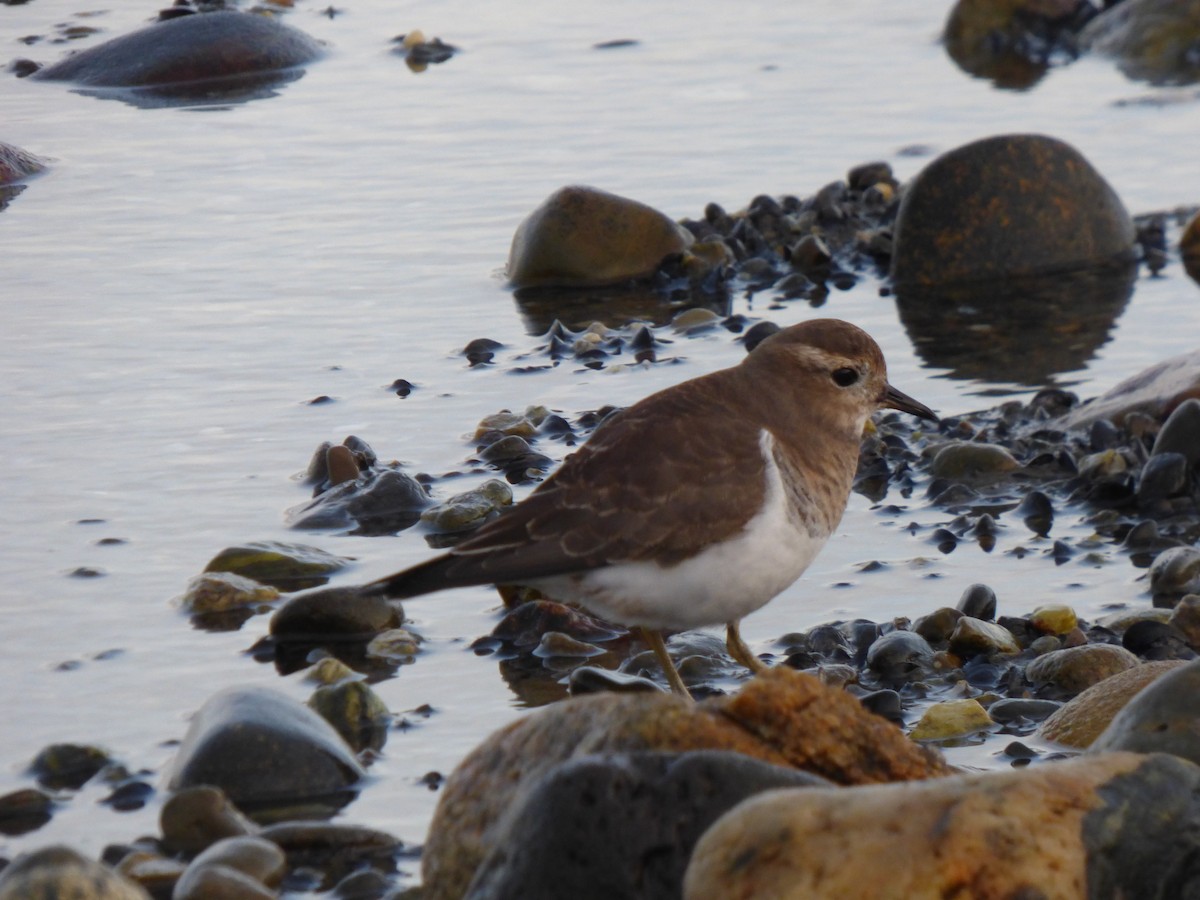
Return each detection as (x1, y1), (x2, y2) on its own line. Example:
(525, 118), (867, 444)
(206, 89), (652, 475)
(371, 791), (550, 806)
(956, 583), (998, 620)
(1097, 607), (1173, 634)
(507, 186), (693, 288)
(942, 0), (1074, 89)
(180, 572), (279, 615)
(1091, 658), (1200, 764)
(1080, 0), (1200, 84)
(286, 468), (431, 533)
(160, 786), (259, 857)
(1015, 490), (1054, 536)
(114, 852), (186, 898)
(270, 586), (404, 642)
(532, 631), (606, 660)
(1055, 348), (1200, 430)
(173, 836), (285, 900)
(366, 627), (423, 661)
(929, 442), (1020, 481)
(0, 846), (150, 899)
(31, 11), (324, 88)
(1137, 452), (1189, 504)
(304, 657), (357, 685)
(568, 665), (661, 696)
(1077, 448), (1130, 481)
(1040, 660), (1186, 747)
(0, 142), (48, 185)
(173, 864), (274, 900)
(864, 630), (934, 680)
(1030, 604), (1078, 636)
(204, 541), (350, 591)
(1025, 644), (1140, 696)
(420, 479), (513, 533)
(474, 411), (538, 440)
(308, 680), (391, 752)
(948, 616), (1021, 657)
(0, 788), (53, 836)
(1123, 620), (1195, 660)
(987, 697), (1063, 724)
(166, 685), (365, 816)
(1152, 398), (1200, 464)
(908, 698), (994, 742)
(671, 307), (723, 333)
(1169, 595), (1200, 649)
(1183, 210), (1200, 283)
(462, 751), (828, 900)
(891, 134), (1135, 286)
(1149, 546), (1200, 598)
(913, 607), (964, 644)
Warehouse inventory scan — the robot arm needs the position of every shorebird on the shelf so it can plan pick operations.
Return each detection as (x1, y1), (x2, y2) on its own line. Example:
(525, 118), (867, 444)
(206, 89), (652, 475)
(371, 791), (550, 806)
(366, 318), (936, 698)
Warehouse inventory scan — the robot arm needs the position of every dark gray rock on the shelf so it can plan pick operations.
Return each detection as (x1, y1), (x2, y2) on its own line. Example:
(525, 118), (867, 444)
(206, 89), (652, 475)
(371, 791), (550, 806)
(956, 583), (997, 620)
(166, 686), (365, 819)
(463, 751), (828, 900)
(32, 11), (324, 88)
(286, 468), (431, 535)
(865, 630), (935, 681)
(1154, 398), (1200, 465)
(271, 587), (404, 643)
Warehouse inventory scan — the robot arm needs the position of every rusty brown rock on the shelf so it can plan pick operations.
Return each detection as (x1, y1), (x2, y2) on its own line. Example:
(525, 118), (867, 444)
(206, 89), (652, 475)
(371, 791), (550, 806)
(1025, 643), (1141, 696)
(890, 134), (1135, 287)
(683, 752), (1200, 900)
(1039, 660), (1186, 747)
(1081, 0), (1200, 85)
(1183, 209), (1200, 284)
(421, 667), (950, 900)
(506, 185), (693, 288)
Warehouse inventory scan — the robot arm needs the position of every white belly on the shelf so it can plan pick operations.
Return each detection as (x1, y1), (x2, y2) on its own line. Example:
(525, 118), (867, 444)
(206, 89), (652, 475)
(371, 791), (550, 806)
(530, 431), (830, 631)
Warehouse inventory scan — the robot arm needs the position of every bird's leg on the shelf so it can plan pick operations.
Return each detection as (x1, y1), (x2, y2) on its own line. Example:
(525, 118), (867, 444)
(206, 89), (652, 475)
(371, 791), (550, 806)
(726, 620), (769, 674)
(638, 627), (693, 702)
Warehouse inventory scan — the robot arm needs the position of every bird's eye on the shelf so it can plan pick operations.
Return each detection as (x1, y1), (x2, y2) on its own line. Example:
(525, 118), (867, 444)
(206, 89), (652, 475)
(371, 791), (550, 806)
(832, 367), (859, 387)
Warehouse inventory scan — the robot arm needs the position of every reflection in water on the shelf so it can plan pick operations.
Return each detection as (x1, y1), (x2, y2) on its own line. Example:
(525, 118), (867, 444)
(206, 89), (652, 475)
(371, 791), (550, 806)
(512, 281), (731, 333)
(70, 68), (307, 110)
(894, 262), (1137, 385)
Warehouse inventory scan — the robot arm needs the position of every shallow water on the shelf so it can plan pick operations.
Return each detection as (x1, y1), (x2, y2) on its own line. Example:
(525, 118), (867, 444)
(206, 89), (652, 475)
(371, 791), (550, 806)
(2, 0), (1199, 882)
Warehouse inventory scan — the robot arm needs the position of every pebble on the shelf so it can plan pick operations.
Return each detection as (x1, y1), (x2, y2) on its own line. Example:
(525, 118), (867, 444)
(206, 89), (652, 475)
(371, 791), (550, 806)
(0, 845), (150, 899)
(0, 788), (53, 836)
(948, 616), (1021, 657)
(204, 541), (350, 592)
(308, 680), (391, 753)
(180, 572), (279, 615)
(1152, 398), (1200, 464)
(1169, 594), (1200, 648)
(159, 785), (258, 857)
(271, 587), (404, 643)
(1025, 643), (1141, 697)
(173, 836), (286, 900)
(30, 743), (111, 790)
(420, 479), (512, 532)
(366, 627), (423, 661)
(1122, 620), (1195, 660)
(929, 442), (1021, 481)
(1136, 451), (1188, 504)
(908, 698), (994, 742)
(1091, 658), (1200, 765)
(987, 697), (1062, 725)
(913, 606), (964, 644)
(1029, 604), (1078, 636)
(864, 630), (934, 680)
(956, 583), (998, 620)
(1148, 546), (1200, 598)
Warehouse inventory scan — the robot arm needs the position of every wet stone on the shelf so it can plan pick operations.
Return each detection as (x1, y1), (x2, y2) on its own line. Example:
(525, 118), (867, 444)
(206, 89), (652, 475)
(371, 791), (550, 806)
(491, 600), (624, 649)
(288, 468), (432, 535)
(987, 697), (1063, 725)
(1136, 451), (1189, 505)
(858, 689), (904, 725)
(1030, 604), (1078, 636)
(420, 479), (513, 533)
(462, 751), (829, 900)
(1091, 658), (1200, 765)
(463, 337), (503, 366)
(0, 788), (53, 837)
(0, 845), (150, 899)
(180, 572), (279, 615)
(909, 698), (994, 742)
(308, 680), (391, 753)
(256, 821), (402, 890)
(173, 836), (285, 900)
(1025, 643), (1140, 697)
(864, 630), (934, 681)
(160, 785), (259, 857)
(204, 541), (350, 592)
(1169, 595), (1200, 649)
(929, 442), (1021, 481)
(914, 607), (964, 644)
(1015, 489), (1054, 535)
(568, 666), (661, 696)
(271, 586), (403, 644)
(30, 742), (111, 791)
(166, 685), (365, 819)
(1122, 620), (1195, 661)
(366, 628), (423, 662)
(948, 616), (1020, 658)
(532, 631), (606, 660)
(1148, 546), (1200, 600)
(1153, 398), (1200, 464)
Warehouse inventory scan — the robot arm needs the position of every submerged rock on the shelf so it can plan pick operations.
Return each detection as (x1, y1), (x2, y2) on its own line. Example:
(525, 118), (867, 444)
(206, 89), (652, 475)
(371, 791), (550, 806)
(507, 185), (694, 288)
(166, 685), (365, 820)
(30, 11), (324, 89)
(0, 142), (49, 186)
(891, 134), (1135, 286)
(204, 541), (350, 591)
(1081, 0), (1200, 85)
(683, 752), (1200, 900)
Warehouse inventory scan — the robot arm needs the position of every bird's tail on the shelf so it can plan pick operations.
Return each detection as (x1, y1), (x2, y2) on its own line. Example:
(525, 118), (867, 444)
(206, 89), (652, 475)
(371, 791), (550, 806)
(363, 554), (484, 600)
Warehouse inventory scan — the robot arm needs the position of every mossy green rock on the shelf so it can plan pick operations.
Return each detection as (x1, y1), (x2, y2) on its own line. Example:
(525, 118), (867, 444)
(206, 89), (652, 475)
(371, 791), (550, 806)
(507, 185), (694, 288)
(420, 479), (513, 533)
(204, 541), (350, 591)
(891, 134), (1135, 286)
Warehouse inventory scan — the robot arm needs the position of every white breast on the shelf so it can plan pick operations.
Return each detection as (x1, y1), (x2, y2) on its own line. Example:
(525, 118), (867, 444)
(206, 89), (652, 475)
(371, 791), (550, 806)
(531, 430), (829, 631)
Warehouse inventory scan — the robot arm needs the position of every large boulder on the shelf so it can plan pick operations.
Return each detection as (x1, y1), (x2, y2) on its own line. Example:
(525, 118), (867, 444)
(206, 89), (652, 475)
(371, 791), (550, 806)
(421, 667), (950, 899)
(890, 134), (1136, 287)
(30, 11), (324, 89)
(507, 186), (694, 289)
(684, 752), (1200, 899)
(1055, 348), (1200, 430)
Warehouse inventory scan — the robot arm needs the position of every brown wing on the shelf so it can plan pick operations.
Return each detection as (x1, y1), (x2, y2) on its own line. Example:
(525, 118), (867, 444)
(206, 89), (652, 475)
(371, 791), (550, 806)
(368, 372), (769, 598)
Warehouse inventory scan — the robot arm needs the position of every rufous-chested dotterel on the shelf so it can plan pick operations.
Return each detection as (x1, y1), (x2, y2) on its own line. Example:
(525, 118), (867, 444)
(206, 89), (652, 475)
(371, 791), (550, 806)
(366, 318), (937, 699)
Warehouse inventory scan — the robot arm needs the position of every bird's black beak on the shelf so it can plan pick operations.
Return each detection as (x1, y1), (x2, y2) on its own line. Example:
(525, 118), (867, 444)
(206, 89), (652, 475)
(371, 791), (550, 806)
(881, 383), (939, 423)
